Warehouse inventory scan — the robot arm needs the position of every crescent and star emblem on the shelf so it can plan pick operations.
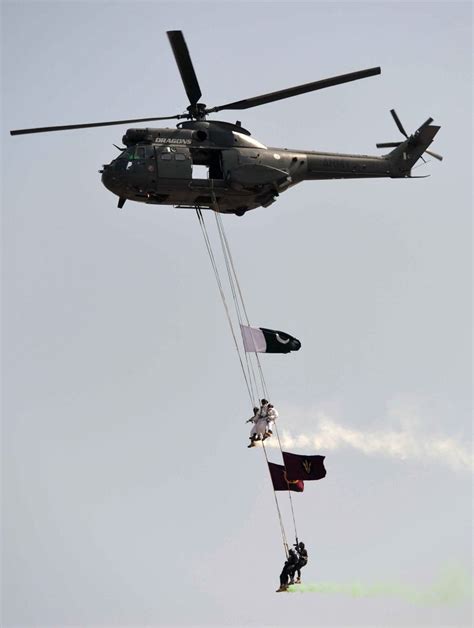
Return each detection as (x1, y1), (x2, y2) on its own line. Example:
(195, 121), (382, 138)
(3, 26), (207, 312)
(276, 333), (290, 345)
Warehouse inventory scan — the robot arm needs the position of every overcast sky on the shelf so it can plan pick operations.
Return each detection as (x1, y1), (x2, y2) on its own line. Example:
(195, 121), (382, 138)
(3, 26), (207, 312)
(2, 1), (472, 627)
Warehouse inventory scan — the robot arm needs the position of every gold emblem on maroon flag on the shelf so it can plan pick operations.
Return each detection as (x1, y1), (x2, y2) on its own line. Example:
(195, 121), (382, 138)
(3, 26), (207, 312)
(302, 459), (312, 474)
(283, 470), (300, 485)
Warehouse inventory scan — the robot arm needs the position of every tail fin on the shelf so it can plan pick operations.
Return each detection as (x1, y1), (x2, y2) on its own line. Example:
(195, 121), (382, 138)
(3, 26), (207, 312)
(388, 124), (440, 176)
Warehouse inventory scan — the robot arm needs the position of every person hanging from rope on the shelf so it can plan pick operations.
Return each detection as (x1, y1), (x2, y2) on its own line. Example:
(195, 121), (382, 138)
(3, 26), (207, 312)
(291, 541), (309, 584)
(247, 400), (271, 447)
(246, 407), (259, 425)
(246, 407), (260, 447)
(247, 402), (268, 447)
(264, 403), (279, 439)
(276, 548), (299, 592)
(259, 398), (270, 418)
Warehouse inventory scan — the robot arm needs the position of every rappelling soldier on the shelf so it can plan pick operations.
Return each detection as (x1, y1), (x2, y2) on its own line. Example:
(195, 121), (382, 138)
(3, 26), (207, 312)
(264, 403), (278, 439)
(258, 398), (270, 441)
(246, 407), (260, 447)
(259, 398), (269, 418)
(247, 401), (272, 447)
(247, 399), (279, 447)
(276, 548), (298, 592)
(291, 541), (308, 584)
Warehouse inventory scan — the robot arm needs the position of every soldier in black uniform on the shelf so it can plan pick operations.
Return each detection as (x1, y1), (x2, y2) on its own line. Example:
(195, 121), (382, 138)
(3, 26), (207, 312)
(292, 541), (308, 584)
(276, 549), (298, 592)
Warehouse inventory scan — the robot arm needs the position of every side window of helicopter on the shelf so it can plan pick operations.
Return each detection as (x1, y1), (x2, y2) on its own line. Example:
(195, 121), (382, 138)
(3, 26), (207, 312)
(135, 147), (146, 160)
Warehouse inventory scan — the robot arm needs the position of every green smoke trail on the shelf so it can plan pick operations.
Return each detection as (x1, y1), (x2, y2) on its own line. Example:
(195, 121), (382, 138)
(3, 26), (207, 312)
(287, 566), (472, 606)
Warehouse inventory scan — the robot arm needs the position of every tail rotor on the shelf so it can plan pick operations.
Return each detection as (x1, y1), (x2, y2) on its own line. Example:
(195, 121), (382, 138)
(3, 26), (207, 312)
(377, 109), (443, 162)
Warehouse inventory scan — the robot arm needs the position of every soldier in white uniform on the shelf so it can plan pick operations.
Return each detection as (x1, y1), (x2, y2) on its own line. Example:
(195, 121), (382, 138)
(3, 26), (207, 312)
(256, 399), (271, 442)
(259, 398), (270, 417)
(265, 403), (279, 438)
(246, 407), (260, 447)
(246, 401), (270, 447)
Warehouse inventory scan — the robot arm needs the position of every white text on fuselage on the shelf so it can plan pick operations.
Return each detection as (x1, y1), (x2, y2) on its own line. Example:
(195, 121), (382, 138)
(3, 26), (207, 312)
(155, 138), (192, 145)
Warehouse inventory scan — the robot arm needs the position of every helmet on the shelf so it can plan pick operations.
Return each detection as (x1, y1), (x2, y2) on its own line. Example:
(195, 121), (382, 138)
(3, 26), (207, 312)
(298, 542), (305, 550)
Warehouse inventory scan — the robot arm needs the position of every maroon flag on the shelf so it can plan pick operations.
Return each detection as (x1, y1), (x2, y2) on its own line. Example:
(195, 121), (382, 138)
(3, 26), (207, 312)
(282, 452), (326, 481)
(268, 462), (304, 492)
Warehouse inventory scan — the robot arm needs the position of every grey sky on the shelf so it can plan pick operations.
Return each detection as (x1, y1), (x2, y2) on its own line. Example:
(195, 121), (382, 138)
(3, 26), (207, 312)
(2, 1), (472, 627)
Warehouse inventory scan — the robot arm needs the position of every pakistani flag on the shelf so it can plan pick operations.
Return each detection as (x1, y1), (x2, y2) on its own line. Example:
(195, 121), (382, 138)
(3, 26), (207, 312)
(240, 324), (301, 354)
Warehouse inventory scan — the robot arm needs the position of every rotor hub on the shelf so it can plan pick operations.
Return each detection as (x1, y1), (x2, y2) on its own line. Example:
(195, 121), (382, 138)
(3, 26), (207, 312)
(186, 103), (207, 120)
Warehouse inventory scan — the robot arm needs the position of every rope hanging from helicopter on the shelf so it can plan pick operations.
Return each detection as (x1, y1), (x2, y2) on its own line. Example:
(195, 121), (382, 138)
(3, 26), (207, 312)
(194, 207), (254, 405)
(195, 199), (300, 557)
(213, 205), (300, 554)
(212, 206), (299, 547)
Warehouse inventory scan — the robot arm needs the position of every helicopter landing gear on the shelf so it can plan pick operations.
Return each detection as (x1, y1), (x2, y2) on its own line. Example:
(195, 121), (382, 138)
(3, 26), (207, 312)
(234, 207), (248, 217)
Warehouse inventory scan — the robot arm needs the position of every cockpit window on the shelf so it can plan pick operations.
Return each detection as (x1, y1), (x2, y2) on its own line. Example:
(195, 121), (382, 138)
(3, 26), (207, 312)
(117, 146), (146, 160)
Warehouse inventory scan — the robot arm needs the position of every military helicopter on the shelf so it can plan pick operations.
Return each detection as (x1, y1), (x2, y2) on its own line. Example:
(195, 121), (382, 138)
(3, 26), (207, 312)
(10, 31), (442, 216)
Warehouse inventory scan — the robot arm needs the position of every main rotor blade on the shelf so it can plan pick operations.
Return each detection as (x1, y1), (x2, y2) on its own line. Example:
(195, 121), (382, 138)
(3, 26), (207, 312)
(10, 115), (182, 135)
(167, 30), (202, 106)
(207, 67), (381, 114)
(390, 109), (409, 138)
(376, 142), (402, 148)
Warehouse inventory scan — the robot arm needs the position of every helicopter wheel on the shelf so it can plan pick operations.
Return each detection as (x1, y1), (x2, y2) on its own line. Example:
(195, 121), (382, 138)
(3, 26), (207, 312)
(235, 207), (248, 217)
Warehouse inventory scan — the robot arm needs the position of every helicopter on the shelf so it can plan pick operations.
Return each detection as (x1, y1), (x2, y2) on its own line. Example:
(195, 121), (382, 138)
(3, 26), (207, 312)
(10, 31), (442, 216)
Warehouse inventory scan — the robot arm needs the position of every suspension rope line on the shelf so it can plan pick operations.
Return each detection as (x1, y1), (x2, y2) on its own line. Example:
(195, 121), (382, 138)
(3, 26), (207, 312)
(213, 214), (260, 403)
(208, 191), (259, 403)
(215, 211), (269, 399)
(213, 214), (262, 403)
(197, 196), (299, 553)
(287, 486), (299, 543)
(214, 213), (266, 399)
(214, 203), (298, 545)
(262, 440), (289, 558)
(195, 208), (254, 405)
(211, 205), (295, 551)
(273, 420), (299, 543)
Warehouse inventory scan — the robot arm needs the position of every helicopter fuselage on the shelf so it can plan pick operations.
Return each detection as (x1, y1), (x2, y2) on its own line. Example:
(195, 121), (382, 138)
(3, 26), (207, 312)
(11, 30), (441, 204)
(100, 120), (429, 215)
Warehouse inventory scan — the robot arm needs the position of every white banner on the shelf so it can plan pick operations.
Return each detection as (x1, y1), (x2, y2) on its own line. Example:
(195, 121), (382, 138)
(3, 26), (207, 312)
(240, 324), (266, 353)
